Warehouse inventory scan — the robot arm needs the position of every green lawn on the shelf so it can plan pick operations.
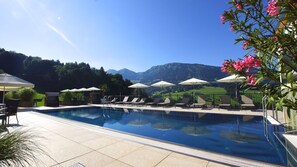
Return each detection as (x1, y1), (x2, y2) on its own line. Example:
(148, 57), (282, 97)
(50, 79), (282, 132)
(33, 93), (45, 107)
(152, 86), (263, 108)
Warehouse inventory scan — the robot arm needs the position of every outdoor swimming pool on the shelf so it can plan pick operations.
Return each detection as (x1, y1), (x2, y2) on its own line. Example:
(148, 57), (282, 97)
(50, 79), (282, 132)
(41, 107), (287, 165)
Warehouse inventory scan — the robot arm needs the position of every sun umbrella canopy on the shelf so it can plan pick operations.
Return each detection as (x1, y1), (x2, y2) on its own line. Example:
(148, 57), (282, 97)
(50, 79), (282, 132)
(179, 78), (208, 85)
(128, 83), (149, 89)
(61, 89), (70, 92)
(0, 73), (34, 90)
(217, 74), (246, 98)
(86, 87), (100, 91)
(151, 81), (175, 88)
(0, 73), (34, 103)
(217, 74), (245, 83)
(78, 88), (88, 91)
(69, 88), (77, 92)
(129, 83), (149, 97)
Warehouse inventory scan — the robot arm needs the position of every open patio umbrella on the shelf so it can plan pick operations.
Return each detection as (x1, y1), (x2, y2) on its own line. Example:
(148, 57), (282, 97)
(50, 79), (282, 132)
(61, 89), (70, 92)
(86, 87), (100, 91)
(128, 83), (149, 97)
(217, 74), (245, 98)
(151, 81), (175, 88)
(0, 73), (34, 103)
(179, 78), (208, 102)
(69, 88), (79, 92)
(78, 88), (88, 92)
(151, 81), (175, 98)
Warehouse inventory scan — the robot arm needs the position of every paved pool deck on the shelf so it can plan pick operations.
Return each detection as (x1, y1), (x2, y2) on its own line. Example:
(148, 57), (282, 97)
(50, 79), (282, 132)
(9, 105), (284, 167)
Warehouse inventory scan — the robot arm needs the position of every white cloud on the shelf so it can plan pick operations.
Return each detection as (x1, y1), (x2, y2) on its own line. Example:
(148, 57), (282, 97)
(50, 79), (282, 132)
(45, 22), (76, 48)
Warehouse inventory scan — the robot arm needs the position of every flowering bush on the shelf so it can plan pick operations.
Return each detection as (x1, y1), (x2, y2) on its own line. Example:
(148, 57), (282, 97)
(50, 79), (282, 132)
(221, 0), (297, 110)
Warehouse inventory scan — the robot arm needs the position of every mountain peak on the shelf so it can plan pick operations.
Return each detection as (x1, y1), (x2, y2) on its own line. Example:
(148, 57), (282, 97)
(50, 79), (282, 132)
(107, 63), (226, 83)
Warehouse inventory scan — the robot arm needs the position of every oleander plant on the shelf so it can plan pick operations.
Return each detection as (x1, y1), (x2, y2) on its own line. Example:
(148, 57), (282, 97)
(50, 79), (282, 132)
(221, 0), (297, 111)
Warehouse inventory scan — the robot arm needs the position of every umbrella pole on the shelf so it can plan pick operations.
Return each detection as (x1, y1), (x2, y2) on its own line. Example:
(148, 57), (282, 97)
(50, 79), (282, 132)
(2, 86), (5, 103)
(235, 83), (238, 99)
(192, 85), (194, 103)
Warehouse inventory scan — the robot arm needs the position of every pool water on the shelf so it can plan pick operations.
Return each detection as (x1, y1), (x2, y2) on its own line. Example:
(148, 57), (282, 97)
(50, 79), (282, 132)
(42, 107), (287, 165)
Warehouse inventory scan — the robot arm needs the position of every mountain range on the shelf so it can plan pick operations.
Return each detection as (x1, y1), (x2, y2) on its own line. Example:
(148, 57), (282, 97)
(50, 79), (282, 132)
(107, 63), (227, 84)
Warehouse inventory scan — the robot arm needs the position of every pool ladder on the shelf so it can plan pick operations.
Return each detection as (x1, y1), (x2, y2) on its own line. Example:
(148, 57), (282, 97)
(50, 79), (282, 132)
(262, 95), (297, 166)
(262, 95), (270, 142)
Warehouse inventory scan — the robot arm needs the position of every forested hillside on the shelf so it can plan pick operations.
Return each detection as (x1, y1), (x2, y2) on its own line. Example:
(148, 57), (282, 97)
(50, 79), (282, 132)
(0, 48), (132, 94)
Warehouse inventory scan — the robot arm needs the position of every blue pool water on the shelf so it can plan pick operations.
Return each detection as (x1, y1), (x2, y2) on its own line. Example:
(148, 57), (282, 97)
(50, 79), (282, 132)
(41, 107), (287, 165)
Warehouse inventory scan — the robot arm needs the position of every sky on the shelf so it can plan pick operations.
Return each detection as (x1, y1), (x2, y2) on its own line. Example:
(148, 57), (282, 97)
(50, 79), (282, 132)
(0, 0), (247, 72)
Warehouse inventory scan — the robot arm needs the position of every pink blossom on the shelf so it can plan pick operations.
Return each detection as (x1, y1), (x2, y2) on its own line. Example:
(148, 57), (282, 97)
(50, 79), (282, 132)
(233, 60), (245, 71)
(267, 0), (279, 17)
(243, 55), (255, 67)
(221, 66), (227, 72)
(242, 41), (250, 50)
(246, 74), (256, 86)
(220, 15), (226, 24)
(230, 25), (234, 31)
(254, 59), (261, 67)
(246, 67), (251, 73)
(236, 4), (242, 9)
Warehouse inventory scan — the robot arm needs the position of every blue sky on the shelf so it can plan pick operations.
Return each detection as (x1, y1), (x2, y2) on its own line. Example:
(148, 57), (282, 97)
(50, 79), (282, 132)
(0, 0), (246, 72)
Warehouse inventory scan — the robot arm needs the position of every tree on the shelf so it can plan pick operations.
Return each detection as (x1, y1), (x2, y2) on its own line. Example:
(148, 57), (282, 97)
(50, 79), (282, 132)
(221, 0), (297, 111)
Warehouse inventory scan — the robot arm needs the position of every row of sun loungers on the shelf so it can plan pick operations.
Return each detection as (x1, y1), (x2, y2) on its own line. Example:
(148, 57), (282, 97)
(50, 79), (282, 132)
(102, 95), (255, 109)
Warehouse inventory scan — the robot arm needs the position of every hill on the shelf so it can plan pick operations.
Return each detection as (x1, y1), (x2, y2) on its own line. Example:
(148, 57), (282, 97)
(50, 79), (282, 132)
(0, 48), (133, 94)
(107, 63), (227, 84)
(107, 68), (138, 81)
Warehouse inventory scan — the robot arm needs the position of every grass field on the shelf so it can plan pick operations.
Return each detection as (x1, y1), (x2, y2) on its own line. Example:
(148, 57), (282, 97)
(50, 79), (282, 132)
(34, 93), (45, 107)
(152, 86), (263, 108)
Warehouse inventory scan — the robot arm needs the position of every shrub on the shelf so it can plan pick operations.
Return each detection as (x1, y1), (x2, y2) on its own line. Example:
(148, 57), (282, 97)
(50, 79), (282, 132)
(18, 88), (36, 102)
(60, 92), (87, 105)
(4, 91), (20, 100)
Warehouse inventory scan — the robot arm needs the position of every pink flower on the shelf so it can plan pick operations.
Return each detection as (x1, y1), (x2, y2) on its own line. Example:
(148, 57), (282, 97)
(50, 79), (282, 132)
(246, 74), (256, 86)
(236, 4), (242, 9)
(221, 66), (227, 72)
(242, 41), (250, 50)
(230, 25), (234, 31)
(233, 60), (245, 71)
(267, 0), (279, 17)
(254, 59), (261, 67)
(243, 55), (255, 67)
(246, 67), (251, 73)
(220, 15), (226, 24)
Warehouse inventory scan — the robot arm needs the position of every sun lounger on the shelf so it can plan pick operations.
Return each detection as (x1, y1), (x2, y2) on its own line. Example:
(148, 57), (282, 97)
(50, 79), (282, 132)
(158, 98), (171, 106)
(240, 95), (255, 109)
(219, 95), (231, 109)
(191, 96), (206, 108)
(124, 97), (139, 105)
(175, 97), (190, 107)
(106, 97), (117, 104)
(146, 98), (161, 105)
(133, 98), (146, 105)
(116, 96), (129, 104)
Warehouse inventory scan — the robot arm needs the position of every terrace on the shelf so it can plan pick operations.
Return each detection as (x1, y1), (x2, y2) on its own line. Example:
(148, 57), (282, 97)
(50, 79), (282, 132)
(5, 104), (288, 167)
